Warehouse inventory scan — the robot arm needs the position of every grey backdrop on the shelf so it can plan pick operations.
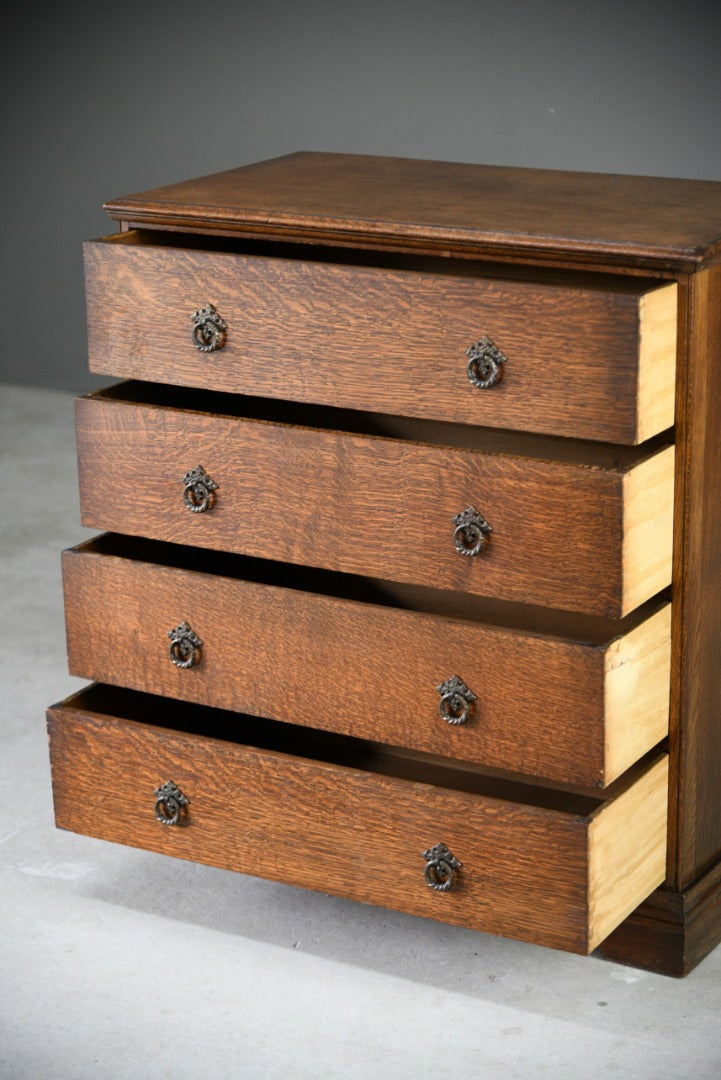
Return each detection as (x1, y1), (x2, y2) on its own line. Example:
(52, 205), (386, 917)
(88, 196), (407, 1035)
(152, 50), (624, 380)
(3, 0), (721, 391)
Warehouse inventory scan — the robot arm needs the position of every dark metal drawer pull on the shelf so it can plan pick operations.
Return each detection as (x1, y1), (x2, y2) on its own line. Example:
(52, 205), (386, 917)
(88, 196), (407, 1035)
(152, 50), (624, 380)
(168, 621), (203, 669)
(453, 506), (492, 556)
(154, 780), (189, 826)
(183, 464), (218, 513)
(436, 675), (476, 725)
(422, 842), (461, 891)
(466, 336), (507, 389)
(192, 302), (227, 352)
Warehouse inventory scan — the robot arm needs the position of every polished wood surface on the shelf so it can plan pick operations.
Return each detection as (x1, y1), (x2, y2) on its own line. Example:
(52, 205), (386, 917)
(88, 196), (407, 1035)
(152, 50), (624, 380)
(62, 536), (671, 787)
(598, 861), (721, 976)
(103, 152), (721, 270)
(673, 263), (721, 886)
(85, 233), (677, 443)
(49, 153), (721, 974)
(47, 687), (668, 955)
(74, 388), (674, 617)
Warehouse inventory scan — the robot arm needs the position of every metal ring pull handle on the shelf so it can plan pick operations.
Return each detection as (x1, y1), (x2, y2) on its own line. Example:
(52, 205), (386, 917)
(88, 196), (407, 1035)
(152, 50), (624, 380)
(183, 465), (218, 513)
(422, 842), (461, 892)
(452, 506), (492, 556)
(191, 303), (227, 352)
(154, 780), (189, 826)
(436, 675), (476, 725)
(466, 337), (507, 389)
(167, 621), (203, 669)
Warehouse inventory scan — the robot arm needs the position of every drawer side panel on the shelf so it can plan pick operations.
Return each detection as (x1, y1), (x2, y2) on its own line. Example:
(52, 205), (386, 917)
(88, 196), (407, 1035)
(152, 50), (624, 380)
(588, 756), (669, 950)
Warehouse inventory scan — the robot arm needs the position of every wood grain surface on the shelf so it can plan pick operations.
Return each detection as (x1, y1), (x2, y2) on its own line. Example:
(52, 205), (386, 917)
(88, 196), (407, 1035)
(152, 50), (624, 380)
(46, 688), (669, 954)
(598, 859), (721, 976)
(45, 153), (721, 974)
(62, 538), (672, 787)
(673, 263), (721, 886)
(74, 389), (674, 617)
(102, 152), (721, 270)
(84, 233), (677, 444)
(603, 606), (672, 783)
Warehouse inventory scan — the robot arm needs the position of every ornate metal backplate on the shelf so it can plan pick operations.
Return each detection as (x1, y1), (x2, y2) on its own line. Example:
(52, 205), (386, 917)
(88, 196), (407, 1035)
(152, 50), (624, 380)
(422, 842), (462, 891)
(183, 464), (218, 513)
(191, 303), (227, 352)
(466, 336), (507, 389)
(452, 506), (492, 556)
(167, 621), (203, 669)
(436, 675), (477, 725)
(154, 780), (189, 826)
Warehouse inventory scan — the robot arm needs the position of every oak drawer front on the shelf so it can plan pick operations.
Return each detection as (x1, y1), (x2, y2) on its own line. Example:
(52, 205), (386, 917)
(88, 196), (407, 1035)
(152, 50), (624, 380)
(47, 687), (669, 955)
(63, 538), (671, 787)
(75, 390), (674, 618)
(84, 234), (677, 444)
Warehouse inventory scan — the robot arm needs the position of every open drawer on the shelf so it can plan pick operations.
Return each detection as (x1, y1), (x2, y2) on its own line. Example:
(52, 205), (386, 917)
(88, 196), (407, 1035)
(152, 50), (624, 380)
(47, 684), (668, 955)
(74, 382), (675, 617)
(62, 534), (671, 788)
(84, 230), (677, 444)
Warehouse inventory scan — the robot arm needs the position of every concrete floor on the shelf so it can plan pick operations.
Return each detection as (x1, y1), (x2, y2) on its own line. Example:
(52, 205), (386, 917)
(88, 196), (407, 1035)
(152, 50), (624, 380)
(2, 382), (721, 1080)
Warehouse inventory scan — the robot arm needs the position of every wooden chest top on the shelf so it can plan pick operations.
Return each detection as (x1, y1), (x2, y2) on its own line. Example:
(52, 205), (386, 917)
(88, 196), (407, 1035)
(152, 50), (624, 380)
(104, 151), (721, 269)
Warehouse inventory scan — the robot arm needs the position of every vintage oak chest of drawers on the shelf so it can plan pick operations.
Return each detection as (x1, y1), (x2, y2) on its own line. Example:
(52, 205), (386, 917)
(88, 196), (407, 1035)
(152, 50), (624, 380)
(47, 153), (721, 975)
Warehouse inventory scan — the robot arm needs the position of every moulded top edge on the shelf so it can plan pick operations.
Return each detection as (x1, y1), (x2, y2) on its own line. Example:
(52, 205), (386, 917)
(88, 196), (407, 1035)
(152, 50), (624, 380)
(103, 152), (721, 270)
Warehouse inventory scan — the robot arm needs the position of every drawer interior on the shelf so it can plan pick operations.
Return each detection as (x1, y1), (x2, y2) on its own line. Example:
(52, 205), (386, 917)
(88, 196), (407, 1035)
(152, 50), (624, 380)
(53, 682), (625, 814)
(88, 380), (673, 469)
(104, 227), (675, 294)
(74, 532), (670, 646)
